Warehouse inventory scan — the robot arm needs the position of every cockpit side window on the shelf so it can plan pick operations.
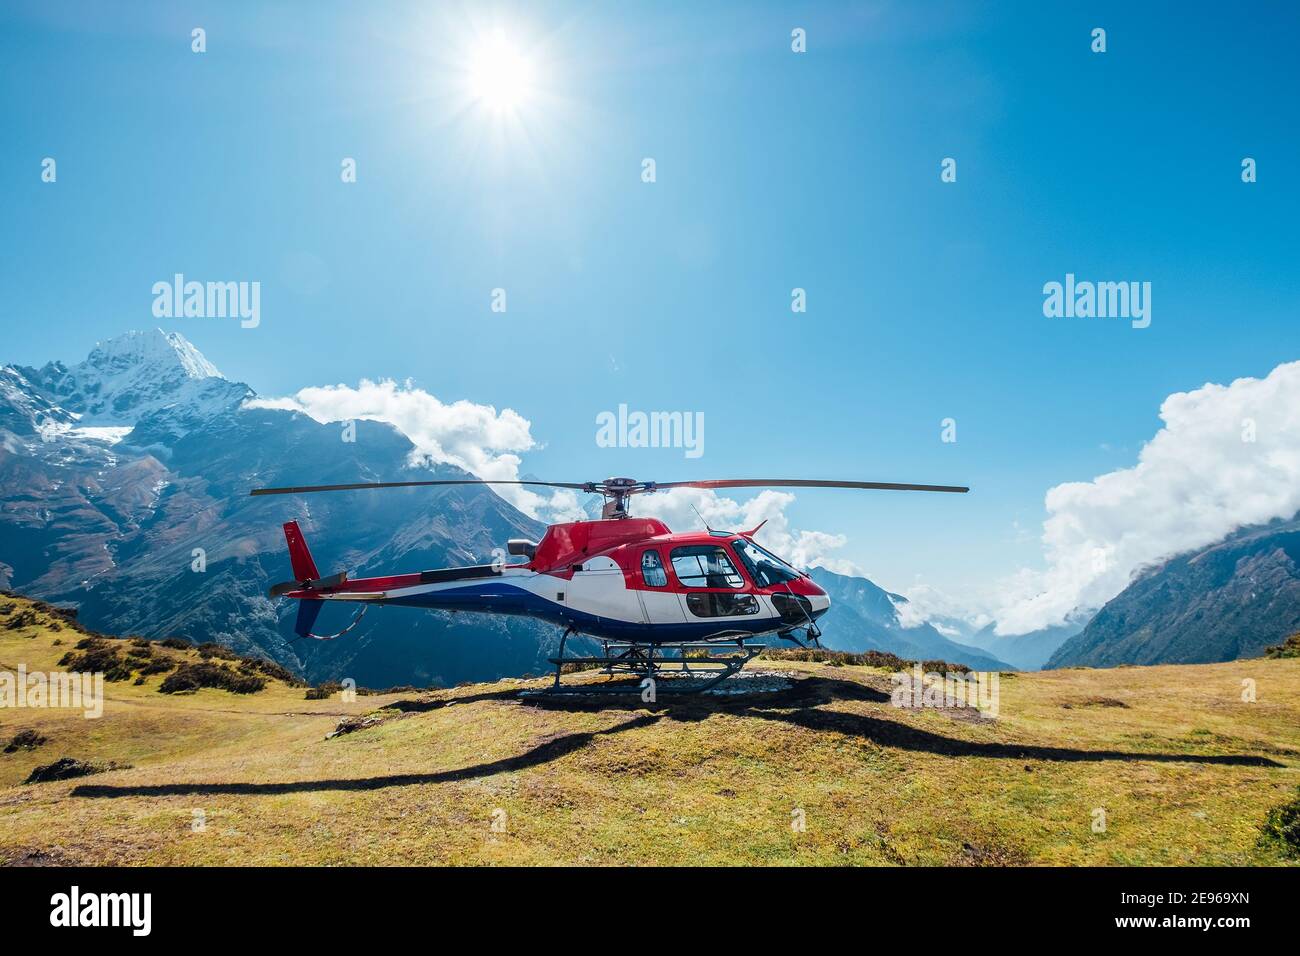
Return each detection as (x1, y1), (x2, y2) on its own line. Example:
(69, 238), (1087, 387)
(669, 546), (745, 589)
(641, 549), (668, 587)
(731, 537), (802, 587)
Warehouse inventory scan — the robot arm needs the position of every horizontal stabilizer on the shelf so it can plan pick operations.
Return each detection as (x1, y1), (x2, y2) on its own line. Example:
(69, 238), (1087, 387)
(269, 571), (348, 598)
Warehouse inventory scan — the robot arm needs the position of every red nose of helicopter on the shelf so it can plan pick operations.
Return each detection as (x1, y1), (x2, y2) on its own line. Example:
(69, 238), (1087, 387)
(781, 573), (831, 619)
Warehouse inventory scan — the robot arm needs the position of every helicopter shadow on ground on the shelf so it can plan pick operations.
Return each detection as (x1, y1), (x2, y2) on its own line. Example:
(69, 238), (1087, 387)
(69, 675), (1280, 800)
(522, 674), (1284, 766)
(377, 687), (525, 712)
(71, 711), (667, 799)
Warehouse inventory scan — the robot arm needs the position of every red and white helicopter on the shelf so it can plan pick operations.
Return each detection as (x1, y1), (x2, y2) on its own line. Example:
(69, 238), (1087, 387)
(252, 477), (968, 693)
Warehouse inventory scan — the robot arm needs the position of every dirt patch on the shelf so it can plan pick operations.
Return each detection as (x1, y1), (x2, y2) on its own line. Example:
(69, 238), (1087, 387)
(326, 714), (394, 739)
(955, 839), (1030, 866)
(1061, 696), (1129, 709)
(2, 847), (79, 867)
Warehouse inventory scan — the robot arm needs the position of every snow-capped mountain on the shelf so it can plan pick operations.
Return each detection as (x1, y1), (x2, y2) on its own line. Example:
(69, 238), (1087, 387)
(11, 328), (251, 445)
(0, 365), (76, 438)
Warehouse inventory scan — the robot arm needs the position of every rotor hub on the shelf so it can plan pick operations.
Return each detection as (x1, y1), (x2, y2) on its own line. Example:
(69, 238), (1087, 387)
(591, 477), (653, 519)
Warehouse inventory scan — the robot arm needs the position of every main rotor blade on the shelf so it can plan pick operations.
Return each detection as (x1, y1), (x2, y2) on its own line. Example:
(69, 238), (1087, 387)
(650, 479), (970, 494)
(250, 479), (589, 497)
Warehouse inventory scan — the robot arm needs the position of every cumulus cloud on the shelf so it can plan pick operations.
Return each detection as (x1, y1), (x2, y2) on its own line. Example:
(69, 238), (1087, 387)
(632, 488), (863, 574)
(995, 360), (1300, 635)
(896, 582), (994, 635)
(245, 379), (578, 521)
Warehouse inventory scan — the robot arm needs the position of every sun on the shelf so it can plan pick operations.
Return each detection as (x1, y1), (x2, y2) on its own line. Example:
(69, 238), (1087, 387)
(466, 31), (535, 113)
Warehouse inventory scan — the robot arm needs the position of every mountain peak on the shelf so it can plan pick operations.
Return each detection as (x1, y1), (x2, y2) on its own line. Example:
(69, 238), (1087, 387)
(82, 329), (223, 381)
(8, 328), (247, 430)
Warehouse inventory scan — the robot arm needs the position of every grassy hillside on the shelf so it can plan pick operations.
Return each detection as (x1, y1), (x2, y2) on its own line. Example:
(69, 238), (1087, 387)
(1, 595), (1297, 865)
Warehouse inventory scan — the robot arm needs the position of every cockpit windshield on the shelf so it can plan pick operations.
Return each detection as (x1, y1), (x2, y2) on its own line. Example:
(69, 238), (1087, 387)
(731, 537), (803, 587)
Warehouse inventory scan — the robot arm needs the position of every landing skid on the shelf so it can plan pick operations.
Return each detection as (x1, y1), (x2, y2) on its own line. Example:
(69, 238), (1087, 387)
(543, 628), (765, 695)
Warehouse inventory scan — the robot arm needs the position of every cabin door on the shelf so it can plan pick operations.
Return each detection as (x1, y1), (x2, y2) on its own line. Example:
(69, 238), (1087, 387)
(634, 548), (686, 624)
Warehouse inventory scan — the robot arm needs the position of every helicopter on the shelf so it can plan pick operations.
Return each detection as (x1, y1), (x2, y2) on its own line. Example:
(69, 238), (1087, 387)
(251, 476), (968, 693)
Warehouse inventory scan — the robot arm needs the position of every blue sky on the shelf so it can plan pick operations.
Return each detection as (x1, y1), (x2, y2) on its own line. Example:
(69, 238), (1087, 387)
(3, 1), (1298, 620)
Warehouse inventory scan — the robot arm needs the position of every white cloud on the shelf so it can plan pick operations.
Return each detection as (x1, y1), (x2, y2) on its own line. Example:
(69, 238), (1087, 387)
(995, 360), (1300, 635)
(541, 488), (588, 523)
(632, 487), (862, 574)
(897, 582), (994, 634)
(245, 378), (577, 521)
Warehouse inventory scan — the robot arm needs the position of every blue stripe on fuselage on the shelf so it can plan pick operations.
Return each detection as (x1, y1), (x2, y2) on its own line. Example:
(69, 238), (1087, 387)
(380, 581), (783, 643)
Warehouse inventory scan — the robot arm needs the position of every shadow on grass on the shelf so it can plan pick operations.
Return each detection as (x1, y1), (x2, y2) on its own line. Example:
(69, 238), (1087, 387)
(526, 675), (1284, 767)
(379, 687), (523, 712)
(71, 713), (663, 798)
(70, 676), (1281, 799)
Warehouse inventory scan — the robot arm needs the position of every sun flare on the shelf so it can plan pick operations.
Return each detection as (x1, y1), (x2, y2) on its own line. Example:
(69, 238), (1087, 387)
(466, 31), (535, 113)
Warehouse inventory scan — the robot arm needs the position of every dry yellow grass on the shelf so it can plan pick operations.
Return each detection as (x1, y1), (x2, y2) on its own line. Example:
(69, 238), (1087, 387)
(1, 595), (1297, 865)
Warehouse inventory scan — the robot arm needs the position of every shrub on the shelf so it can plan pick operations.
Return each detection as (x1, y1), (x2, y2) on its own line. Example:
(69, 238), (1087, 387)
(359, 685), (421, 696)
(25, 757), (126, 784)
(5, 609), (40, 630)
(4, 729), (47, 753)
(159, 637), (192, 650)
(196, 642), (239, 660)
(922, 659), (971, 674)
(159, 662), (266, 695)
(58, 644), (134, 682)
(1258, 788), (1300, 859)
(0, 599), (82, 630)
(136, 658), (175, 677)
(240, 657), (304, 686)
(305, 681), (344, 700)
(559, 661), (605, 674)
(761, 647), (915, 671)
(1264, 633), (1300, 659)
(39, 603), (80, 626)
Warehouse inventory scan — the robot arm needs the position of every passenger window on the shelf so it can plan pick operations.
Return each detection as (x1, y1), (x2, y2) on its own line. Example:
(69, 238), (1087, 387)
(641, 550), (668, 587)
(669, 546), (745, 589)
(686, 592), (759, 618)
